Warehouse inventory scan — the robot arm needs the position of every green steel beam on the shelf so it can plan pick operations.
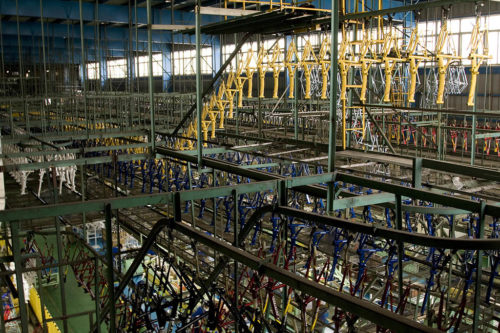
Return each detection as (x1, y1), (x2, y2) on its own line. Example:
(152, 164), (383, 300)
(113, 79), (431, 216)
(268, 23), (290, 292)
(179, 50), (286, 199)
(284, 172), (336, 188)
(178, 147), (231, 155)
(337, 173), (484, 214)
(421, 158), (500, 183)
(392, 205), (469, 215)
(240, 163), (280, 169)
(355, 103), (500, 118)
(474, 132), (500, 139)
(2, 130), (148, 144)
(0, 192), (172, 222)
(180, 180), (277, 202)
(0, 143), (150, 159)
(2, 153), (149, 172)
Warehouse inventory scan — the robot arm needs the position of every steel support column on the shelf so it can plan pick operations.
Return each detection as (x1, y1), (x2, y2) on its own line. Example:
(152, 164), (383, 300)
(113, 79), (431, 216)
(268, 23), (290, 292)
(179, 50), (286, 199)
(105, 204), (116, 332)
(327, 0), (339, 212)
(10, 222), (28, 333)
(147, 0), (156, 152)
(472, 200), (486, 332)
(395, 194), (404, 301)
(79, 0), (89, 139)
(195, 0), (203, 168)
(412, 157), (422, 189)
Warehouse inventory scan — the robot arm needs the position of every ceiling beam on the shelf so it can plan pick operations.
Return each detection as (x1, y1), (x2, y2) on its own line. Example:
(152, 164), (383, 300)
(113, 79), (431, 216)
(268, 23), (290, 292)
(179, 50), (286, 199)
(199, 6), (259, 16)
(0, 21), (196, 44)
(0, 0), (218, 27)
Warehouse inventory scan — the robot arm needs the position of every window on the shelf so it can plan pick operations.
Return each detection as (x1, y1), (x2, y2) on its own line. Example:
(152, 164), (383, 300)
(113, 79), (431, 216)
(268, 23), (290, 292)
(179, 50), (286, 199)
(135, 54), (163, 77)
(488, 31), (499, 64)
(201, 48), (213, 74)
(416, 15), (496, 64)
(173, 48), (212, 75)
(86, 62), (100, 80)
(240, 41), (258, 69)
(222, 44), (237, 69)
(107, 58), (127, 79)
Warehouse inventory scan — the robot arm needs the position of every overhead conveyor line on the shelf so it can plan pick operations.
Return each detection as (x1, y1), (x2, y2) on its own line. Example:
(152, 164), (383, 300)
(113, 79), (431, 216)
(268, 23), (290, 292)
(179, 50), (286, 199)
(156, 146), (330, 197)
(156, 147), (500, 217)
(275, 206), (500, 251)
(0, 148), (498, 223)
(166, 218), (440, 333)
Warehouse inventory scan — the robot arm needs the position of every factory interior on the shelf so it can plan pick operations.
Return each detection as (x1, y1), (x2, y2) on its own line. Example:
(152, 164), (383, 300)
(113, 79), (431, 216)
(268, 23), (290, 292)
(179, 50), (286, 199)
(0, 0), (500, 332)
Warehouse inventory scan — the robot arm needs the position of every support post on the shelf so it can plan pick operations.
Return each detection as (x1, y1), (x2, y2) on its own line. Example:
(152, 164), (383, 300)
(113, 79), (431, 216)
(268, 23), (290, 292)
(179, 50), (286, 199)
(327, 0), (339, 212)
(55, 217), (69, 332)
(35, 257), (47, 333)
(293, 35), (299, 140)
(232, 189), (239, 332)
(195, 0), (203, 168)
(147, 0), (156, 152)
(79, 0), (89, 139)
(412, 157), (422, 189)
(15, 0), (28, 134)
(278, 179), (287, 206)
(105, 204), (116, 332)
(395, 194), (404, 302)
(10, 222), (28, 333)
(127, 0), (134, 93)
(471, 93), (477, 166)
(40, 0), (48, 134)
(472, 200), (486, 332)
(0, 14), (5, 97)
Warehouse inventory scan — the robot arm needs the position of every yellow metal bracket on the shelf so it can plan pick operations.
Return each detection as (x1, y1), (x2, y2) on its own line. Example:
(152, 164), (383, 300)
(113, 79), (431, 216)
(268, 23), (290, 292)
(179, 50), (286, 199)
(467, 16), (490, 106)
(285, 41), (299, 99)
(300, 40), (318, 99)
